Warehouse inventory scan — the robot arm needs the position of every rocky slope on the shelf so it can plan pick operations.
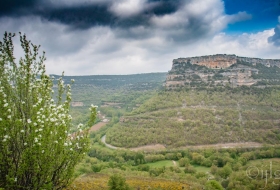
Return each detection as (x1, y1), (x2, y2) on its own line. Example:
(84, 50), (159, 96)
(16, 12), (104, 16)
(165, 54), (280, 88)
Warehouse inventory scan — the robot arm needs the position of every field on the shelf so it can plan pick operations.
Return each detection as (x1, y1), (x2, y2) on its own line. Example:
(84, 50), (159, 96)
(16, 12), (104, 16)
(67, 174), (191, 190)
(89, 122), (107, 132)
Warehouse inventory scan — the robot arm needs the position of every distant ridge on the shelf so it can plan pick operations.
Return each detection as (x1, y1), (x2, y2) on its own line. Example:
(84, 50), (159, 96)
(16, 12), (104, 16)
(166, 54), (280, 88)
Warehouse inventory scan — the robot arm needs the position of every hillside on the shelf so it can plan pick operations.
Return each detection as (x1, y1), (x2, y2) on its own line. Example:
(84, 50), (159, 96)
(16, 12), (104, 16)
(51, 73), (166, 126)
(105, 55), (280, 148)
(106, 87), (280, 148)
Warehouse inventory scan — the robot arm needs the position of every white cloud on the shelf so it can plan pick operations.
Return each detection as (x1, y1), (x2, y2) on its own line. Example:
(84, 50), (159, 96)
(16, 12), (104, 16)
(109, 0), (148, 18)
(226, 11), (252, 24)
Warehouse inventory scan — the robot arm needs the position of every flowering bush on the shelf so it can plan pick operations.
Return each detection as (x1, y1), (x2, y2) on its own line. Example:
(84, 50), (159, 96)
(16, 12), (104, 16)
(0, 32), (96, 189)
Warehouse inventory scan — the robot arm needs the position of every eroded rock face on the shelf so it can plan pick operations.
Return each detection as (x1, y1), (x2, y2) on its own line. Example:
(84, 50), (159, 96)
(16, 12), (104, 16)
(165, 54), (280, 88)
(173, 54), (280, 70)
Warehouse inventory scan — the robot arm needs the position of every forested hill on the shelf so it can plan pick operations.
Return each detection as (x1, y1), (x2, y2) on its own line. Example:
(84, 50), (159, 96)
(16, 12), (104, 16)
(52, 73), (167, 90)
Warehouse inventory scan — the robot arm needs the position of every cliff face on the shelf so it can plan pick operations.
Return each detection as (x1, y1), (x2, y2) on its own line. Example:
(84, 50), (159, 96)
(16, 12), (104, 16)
(166, 54), (280, 88)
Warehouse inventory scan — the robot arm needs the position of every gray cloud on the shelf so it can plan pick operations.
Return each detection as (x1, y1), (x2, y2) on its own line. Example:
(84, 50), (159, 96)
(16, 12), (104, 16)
(268, 16), (280, 46)
(0, 0), (180, 29)
(1, 0), (274, 75)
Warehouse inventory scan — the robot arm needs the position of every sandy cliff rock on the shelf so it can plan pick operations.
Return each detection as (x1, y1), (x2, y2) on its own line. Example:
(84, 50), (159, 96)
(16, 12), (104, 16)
(166, 54), (280, 88)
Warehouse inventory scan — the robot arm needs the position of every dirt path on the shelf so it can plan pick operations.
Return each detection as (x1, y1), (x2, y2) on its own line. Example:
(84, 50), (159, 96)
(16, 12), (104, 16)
(172, 160), (177, 166)
(101, 135), (119, 150)
(182, 142), (262, 149)
(130, 144), (166, 151)
(89, 122), (107, 132)
(101, 136), (262, 151)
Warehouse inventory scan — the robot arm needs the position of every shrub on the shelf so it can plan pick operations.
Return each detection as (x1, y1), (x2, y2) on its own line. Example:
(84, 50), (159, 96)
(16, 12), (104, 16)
(108, 174), (130, 190)
(0, 32), (96, 189)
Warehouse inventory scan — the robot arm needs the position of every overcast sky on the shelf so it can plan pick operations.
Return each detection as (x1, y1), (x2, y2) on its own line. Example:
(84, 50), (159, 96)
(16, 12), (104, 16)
(0, 0), (279, 75)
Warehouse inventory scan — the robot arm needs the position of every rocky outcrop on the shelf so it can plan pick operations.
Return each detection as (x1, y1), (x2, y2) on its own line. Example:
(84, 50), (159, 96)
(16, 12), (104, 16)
(173, 54), (280, 70)
(166, 54), (280, 88)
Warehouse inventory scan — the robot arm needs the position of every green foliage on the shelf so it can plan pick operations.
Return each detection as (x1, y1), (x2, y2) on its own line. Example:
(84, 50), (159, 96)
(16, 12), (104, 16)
(106, 87), (280, 148)
(178, 157), (190, 167)
(0, 32), (96, 189)
(205, 180), (223, 190)
(108, 174), (130, 190)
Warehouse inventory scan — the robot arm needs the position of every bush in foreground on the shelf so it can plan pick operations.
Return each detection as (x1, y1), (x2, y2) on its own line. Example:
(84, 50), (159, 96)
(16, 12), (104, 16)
(0, 32), (96, 189)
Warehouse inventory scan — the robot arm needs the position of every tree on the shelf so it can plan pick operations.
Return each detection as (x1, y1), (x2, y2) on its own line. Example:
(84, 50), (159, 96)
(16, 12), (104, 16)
(205, 180), (223, 190)
(108, 174), (130, 190)
(0, 32), (96, 189)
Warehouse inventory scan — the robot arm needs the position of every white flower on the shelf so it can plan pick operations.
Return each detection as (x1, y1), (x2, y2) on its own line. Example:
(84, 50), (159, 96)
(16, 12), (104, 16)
(70, 148), (73, 151)
(34, 138), (38, 143)
(35, 129), (38, 133)
(2, 139), (6, 142)
(64, 143), (68, 146)
(21, 101), (25, 104)
(34, 122), (37, 126)
(7, 115), (11, 119)
(0, 118), (2, 121)
(42, 150), (44, 153)
(79, 129), (82, 132)
(4, 135), (9, 139)
(20, 130), (24, 133)
(38, 143), (41, 146)
(54, 140), (58, 144)
(38, 134), (42, 138)
(14, 178), (17, 182)
(39, 128), (42, 131)
(27, 119), (31, 124)
(71, 79), (75, 82)
(7, 109), (11, 112)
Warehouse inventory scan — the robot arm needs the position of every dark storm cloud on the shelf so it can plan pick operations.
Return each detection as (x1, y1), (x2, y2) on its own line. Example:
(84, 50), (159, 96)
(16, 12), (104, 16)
(0, 0), (181, 29)
(0, 0), (37, 16)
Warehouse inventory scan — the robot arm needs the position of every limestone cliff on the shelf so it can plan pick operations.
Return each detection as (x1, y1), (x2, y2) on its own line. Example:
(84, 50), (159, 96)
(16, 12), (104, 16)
(166, 54), (280, 88)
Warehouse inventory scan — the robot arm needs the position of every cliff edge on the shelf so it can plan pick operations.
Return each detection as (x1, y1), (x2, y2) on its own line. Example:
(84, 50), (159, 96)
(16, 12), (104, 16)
(165, 54), (280, 88)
